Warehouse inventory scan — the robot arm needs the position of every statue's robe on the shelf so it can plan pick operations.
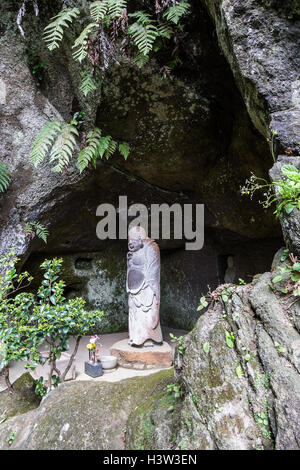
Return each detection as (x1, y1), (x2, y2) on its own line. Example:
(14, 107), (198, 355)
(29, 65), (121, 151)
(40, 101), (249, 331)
(126, 238), (163, 346)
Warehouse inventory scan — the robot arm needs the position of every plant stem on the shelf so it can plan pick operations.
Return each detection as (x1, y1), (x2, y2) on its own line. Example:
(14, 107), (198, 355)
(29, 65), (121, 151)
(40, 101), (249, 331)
(61, 336), (81, 382)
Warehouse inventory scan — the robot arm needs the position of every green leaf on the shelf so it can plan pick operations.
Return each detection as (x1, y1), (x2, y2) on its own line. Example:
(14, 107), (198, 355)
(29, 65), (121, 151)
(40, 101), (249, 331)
(118, 142), (130, 160)
(225, 330), (234, 348)
(272, 275), (283, 283)
(203, 342), (210, 354)
(43, 8), (80, 51)
(236, 364), (244, 379)
(284, 203), (295, 214)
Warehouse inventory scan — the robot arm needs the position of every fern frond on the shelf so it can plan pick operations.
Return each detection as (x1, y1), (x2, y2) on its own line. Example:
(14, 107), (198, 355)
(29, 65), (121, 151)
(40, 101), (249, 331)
(104, 139), (117, 159)
(128, 11), (152, 25)
(77, 127), (102, 173)
(43, 7), (80, 51)
(97, 135), (112, 158)
(163, 2), (190, 25)
(80, 69), (98, 96)
(107, 0), (127, 18)
(49, 122), (79, 172)
(133, 52), (149, 68)
(72, 23), (98, 63)
(30, 121), (63, 168)
(90, 1), (108, 21)
(118, 142), (130, 160)
(128, 20), (158, 56)
(157, 22), (173, 39)
(25, 222), (49, 243)
(0, 161), (11, 193)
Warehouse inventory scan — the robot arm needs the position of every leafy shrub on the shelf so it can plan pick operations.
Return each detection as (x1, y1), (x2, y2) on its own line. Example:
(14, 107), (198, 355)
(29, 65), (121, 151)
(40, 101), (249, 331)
(0, 251), (104, 394)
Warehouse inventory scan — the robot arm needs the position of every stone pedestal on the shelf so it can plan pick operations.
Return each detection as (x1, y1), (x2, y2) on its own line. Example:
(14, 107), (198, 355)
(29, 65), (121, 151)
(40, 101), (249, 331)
(110, 339), (173, 370)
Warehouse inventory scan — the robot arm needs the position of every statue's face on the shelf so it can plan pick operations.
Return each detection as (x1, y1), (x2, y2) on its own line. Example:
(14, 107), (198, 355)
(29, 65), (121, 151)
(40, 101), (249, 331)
(128, 236), (144, 252)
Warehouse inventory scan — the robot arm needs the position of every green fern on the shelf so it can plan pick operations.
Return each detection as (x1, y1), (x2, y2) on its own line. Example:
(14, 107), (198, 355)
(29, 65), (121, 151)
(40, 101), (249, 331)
(80, 69), (99, 96)
(30, 121), (63, 168)
(107, 0), (127, 18)
(90, 1), (108, 21)
(118, 142), (130, 160)
(133, 52), (149, 68)
(0, 161), (11, 193)
(49, 122), (79, 172)
(72, 23), (98, 63)
(128, 12), (158, 56)
(157, 22), (173, 39)
(25, 222), (49, 243)
(163, 2), (190, 25)
(43, 7), (80, 51)
(104, 138), (117, 159)
(97, 135), (112, 158)
(77, 127), (102, 173)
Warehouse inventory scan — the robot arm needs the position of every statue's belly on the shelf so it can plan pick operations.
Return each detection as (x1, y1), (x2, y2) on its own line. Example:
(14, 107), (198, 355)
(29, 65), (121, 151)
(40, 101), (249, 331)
(128, 268), (144, 292)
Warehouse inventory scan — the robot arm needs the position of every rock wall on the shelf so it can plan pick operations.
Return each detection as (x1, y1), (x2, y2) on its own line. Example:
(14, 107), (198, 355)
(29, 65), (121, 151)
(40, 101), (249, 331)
(126, 251), (300, 450)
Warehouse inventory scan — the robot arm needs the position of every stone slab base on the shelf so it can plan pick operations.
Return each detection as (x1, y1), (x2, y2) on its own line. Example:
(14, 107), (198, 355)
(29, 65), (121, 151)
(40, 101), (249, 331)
(110, 339), (173, 370)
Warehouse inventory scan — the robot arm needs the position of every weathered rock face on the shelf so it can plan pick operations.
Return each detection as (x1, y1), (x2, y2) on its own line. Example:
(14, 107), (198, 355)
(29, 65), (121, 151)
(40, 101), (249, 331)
(126, 252), (300, 450)
(0, 369), (173, 450)
(200, 0), (300, 155)
(0, 373), (41, 421)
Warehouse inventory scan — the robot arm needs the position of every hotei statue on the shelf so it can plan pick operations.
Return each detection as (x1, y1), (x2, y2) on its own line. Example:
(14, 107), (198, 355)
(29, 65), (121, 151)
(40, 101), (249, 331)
(126, 226), (163, 347)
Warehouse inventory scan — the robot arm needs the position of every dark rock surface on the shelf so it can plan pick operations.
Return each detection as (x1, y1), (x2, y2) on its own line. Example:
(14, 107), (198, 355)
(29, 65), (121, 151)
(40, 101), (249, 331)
(200, 0), (300, 155)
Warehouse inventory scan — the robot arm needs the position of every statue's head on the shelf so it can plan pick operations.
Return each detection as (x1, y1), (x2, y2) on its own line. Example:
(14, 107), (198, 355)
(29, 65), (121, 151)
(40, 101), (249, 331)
(128, 226), (147, 252)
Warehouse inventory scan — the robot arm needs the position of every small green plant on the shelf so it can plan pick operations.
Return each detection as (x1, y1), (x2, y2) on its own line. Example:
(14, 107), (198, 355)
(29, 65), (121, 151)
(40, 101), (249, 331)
(197, 296), (208, 311)
(202, 341), (210, 355)
(6, 430), (17, 446)
(254, 372), (270, 391)
(235, 364), (244, 379)
(238, 278), (246, 285)
(274, 341), (286, 354)
(197, 284), (235, 314)
(25, 222), (49, 243)
(166, 382), (183, 412)
(169, 333), (186, 356)
(254, 399), (272, 440)
(225, 330), (235, 348)
(271, 253), (300, 303)
(241, 164), (300, 216)
(167, 382), (183, 399)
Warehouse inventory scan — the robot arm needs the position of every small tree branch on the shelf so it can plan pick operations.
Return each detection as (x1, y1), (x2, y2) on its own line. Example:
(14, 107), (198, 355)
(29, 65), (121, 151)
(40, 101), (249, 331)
(1, 366), (14, 394)
(60, 336), (81, 383)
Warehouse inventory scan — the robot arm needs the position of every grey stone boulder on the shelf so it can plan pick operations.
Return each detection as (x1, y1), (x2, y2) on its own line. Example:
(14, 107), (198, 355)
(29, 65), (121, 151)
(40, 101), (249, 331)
(0, 369), (173, 450)
(0, 373), (41, 422)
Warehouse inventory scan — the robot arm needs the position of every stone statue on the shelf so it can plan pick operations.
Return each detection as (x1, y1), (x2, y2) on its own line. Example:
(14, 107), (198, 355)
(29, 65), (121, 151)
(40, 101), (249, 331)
(126, 226), (163, 347)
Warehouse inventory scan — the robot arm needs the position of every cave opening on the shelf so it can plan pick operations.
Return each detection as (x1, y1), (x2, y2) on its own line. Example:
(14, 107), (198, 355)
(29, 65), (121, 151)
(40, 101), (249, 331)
(21, 1), (283, 332)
